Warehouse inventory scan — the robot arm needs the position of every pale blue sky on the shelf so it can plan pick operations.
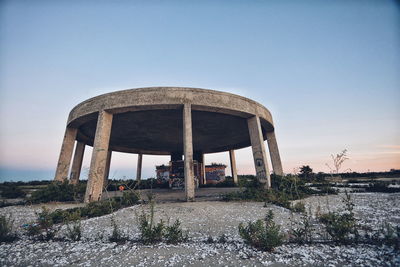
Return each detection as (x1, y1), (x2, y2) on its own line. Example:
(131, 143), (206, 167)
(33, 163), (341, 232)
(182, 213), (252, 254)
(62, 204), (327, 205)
(0, 0), (399, 181)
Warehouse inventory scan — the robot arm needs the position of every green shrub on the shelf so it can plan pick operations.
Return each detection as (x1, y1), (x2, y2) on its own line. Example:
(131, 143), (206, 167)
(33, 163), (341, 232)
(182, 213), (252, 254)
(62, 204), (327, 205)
(29, 181), (77, 203)
(26, 207), (59, 241)
(223, 174), (322, 210)
(290, 212), (313, 244)
(0, 186), (26, 199)
(319, 192), (358, 244)
(137, 201), (165, 244)
(120, 191), (140, 206)
(238, 210), (285, 252)
(164, 219), (188, 244)
(65, 210), (82, 241)
(289, 202), (306, 213)
(137, 201), (188, 244)
(109, 216), (127, 243)
(0, 215), (17, 242)
(375, 223), (400, 250)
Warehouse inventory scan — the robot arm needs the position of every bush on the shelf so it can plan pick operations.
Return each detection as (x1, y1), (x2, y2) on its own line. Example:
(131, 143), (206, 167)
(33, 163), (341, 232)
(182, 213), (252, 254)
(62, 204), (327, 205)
(29, 181), (79, 203)
(0, 215), (17, 242)
(380, 223), (400, 249)
(65, 211), (82, 241)
(289, 202), (306, 213)
(109, 216), (126, 243)
(164, 219), (188, 244)
(238, 210), (285, 252)
(319, 192), (358, 244)
(223, 175), (323, 210)
(45, 191), (140, 224)
(290, 212), (313, 244)
(0, 186), (26, 199)
(137, 201), (165, 244)
(366, 181), (400, 193)
(25, 207), (59, 241)
(137, 201), (189, 245)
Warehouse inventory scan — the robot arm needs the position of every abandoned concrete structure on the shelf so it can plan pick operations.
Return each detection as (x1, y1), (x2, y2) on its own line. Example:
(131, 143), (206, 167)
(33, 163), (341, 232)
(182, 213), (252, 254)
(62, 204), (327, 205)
(54, 87), (283, 202)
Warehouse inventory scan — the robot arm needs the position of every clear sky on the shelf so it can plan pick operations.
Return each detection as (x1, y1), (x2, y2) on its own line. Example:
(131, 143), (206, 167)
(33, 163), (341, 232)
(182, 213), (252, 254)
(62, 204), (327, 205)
(0, 0), (399, 181)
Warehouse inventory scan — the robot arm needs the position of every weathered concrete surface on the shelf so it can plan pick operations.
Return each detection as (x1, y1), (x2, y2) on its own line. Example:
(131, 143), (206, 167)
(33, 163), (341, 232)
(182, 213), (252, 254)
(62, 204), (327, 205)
(103, 150), (112, 185)
(69, 141), (85, 185)
(183, 104), (195, 201)
(54, 127), (77, 182)
(247, 116), (271, 188)
(136, 153), (142, 182)
(84, 111), (113, 203)
(68, 87), (275, 155)
(266, 131), (283, 176)
(229, 150), (238, 184)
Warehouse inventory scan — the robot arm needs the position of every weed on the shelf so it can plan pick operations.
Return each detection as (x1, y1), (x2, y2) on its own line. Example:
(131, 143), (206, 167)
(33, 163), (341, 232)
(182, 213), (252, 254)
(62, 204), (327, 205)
(0, 215), (17, 242)
(29, 181), (80, 203)
(109, 216), (126, 243)
(164, 219), (188, 244)
(0, 185), (26, 199)
(290, 208), (313, 244)
(319, 192), (358, 244)
(65, 210), (81, 241)
(137, 201), (165, 244)
(26, 207), (59, 241)
(238, 210), (285, 252)
(289, 202), (306, 213)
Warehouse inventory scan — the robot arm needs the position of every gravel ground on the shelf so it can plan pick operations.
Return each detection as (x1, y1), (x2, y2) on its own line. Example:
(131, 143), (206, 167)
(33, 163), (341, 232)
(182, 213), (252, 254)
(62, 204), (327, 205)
(0, 192), (399, 266)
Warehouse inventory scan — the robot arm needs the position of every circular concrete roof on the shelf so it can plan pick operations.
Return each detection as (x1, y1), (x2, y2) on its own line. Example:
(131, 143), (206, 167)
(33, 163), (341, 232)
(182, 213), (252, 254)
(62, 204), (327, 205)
(67, 87), (275, 155)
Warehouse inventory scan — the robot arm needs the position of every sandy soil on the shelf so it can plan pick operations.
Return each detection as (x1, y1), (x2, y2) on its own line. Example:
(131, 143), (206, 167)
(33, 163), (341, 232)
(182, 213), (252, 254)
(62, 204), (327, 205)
(0, 192), (399, 266)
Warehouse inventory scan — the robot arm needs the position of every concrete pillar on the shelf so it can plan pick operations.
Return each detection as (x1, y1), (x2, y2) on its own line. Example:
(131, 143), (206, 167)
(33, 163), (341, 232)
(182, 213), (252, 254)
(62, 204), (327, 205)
(84, 110), (113, 203)
(183, 104), (195, 201)
(54, 127), (78, 182)
(229, 150), (238, 184)
(201, 153), (206, 185)
(103, 150), (112, 187)
(136, 153), (143, 182)
(247, 116), (271, 188)
(266, 131), (283, 176)
(69, 141), (85, 185)
(194, 152), (205, 185)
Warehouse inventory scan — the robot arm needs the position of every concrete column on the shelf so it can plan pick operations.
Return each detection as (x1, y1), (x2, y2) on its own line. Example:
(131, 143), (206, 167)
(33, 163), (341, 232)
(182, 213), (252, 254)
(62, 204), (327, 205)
(84, 110), (113, 203)
(183, 103), (195, 201)
(103, 150), (112, 187)
(54, 127), (78, 182)
(201, 153), (206, 185)
(229, 150), (238, 184)
(266, 131), (283, 176)
(69, 141), (85, 185)
(136, 153), (143, 182)
(247, 116), (271, 188)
